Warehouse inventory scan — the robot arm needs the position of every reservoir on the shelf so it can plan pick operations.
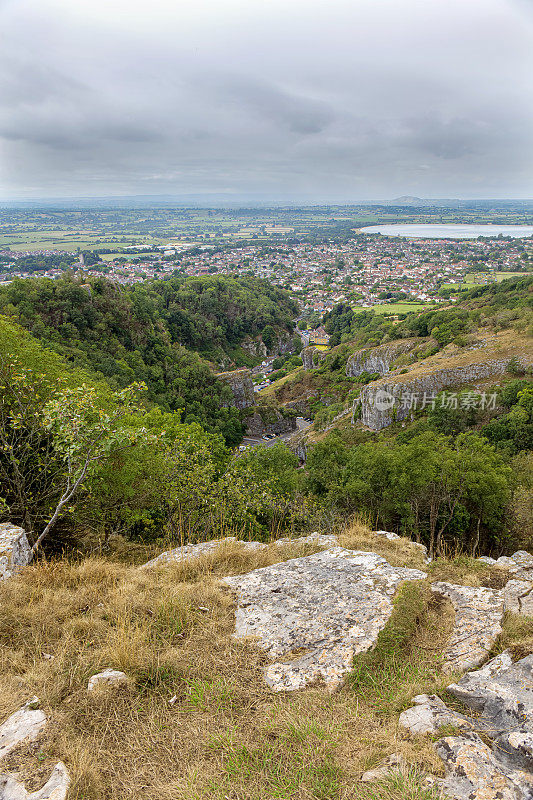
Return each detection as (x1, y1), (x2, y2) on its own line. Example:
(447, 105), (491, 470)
(359, 223), (533, 239)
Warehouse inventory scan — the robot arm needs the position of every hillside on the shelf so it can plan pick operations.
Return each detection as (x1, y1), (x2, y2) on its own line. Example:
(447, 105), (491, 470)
(0, 275), (298, 444)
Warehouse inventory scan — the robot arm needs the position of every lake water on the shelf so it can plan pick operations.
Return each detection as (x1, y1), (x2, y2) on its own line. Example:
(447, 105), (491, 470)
(359, 223), (533, 239)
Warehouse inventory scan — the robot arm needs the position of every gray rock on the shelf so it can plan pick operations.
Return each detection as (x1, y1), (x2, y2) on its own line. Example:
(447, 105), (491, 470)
(436, 733), (533, 800)
(504, 580), (533, 616)
(0, 700), (46, 762)
(87, 669), (128, 692)
(448, 652), (533, 771)
(0, 524), (32, 582)
(0, 762), (70, 799)
(373, 530), (401, 541)
(431, 582), (504, 672)
(223, 548), (426, 691)
(399, 694), (472, 736)
(142, 534), (339, 569)
(477, 556), (496, 565)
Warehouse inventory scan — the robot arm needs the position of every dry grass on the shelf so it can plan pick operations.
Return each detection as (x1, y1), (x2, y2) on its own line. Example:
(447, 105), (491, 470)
(0, 530), (458, 800)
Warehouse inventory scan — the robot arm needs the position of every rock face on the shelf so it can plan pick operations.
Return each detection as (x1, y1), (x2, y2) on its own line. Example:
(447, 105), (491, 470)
(223, 548), (427, 691)
(301, 346), (326, 371)
(217, 369), (256, 410)
(346, 339), (420, 378)
(0, 524), (32, 581)
(402, 652), (533, 799)
(0, 762), (70, 800)
(357, 338), (533, 430)
(244, 409), (296, 437)
(431, 582), (505, 672)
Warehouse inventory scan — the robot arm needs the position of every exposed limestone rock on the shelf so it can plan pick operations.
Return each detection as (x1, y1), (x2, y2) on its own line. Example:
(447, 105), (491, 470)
(0, 700), (46, 762)
(492, 551), (533, 583)
(399, 694), (472, 736)
(0, 524), (32, 582)
(142, 533), (340, 569)
(401, 653), (533, 798)
(346, 338), (420, 378)
(436, 733), (533, 800)
(357, 337), (533, 430)
(223, 548), (427, 691)
(431, 582), (504, 672)
(0, 762), (70, 800)
(503, 580), (533, 616)
(87, 669), (129, 693)
(217, 368), (255, 410)
(301, 346), (326, 370)
(244, 408), (297, 437)
(448, 652), (533, 772)
(241, 337), (267, 358)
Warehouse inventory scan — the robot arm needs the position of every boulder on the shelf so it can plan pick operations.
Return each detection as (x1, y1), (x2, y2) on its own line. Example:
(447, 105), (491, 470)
(223, 548), (427, 691)
(87, 669), (128, 693)
(0, 700), (46, 762)
(0, 525), (32, 582)
(431, 582), (504, 672)
(0, 762), (70, 800)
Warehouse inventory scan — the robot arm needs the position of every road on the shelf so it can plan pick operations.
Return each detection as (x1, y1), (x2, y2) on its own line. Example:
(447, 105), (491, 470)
(241, 418), (311, 449)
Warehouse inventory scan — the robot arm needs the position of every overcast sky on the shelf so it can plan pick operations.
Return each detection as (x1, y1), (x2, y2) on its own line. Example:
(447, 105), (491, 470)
(1, 0), (533, 201)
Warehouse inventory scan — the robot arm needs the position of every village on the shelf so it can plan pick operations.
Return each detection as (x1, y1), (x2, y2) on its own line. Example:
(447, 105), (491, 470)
(0, 230), (530, 320)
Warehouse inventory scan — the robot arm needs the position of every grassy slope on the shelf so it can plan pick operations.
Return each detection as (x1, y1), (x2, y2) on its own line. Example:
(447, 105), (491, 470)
(0, 523), (528, 800)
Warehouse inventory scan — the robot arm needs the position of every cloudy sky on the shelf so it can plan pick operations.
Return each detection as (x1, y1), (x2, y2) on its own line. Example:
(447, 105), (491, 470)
(1, 0), (533, 201)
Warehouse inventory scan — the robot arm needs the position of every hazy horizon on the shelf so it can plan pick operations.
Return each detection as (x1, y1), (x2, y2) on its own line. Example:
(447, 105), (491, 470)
(2, 0), (533, 201)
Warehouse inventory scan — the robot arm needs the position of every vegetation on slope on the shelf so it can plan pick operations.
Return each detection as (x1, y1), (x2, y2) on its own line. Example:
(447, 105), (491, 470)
(0, 274), (298, 443)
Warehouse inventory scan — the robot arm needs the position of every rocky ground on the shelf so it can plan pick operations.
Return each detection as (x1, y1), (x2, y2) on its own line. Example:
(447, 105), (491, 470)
(0, 525), (532, 799)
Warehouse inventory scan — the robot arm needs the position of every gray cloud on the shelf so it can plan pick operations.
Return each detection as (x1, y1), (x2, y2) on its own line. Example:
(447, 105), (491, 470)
(1, 0), (532, 200)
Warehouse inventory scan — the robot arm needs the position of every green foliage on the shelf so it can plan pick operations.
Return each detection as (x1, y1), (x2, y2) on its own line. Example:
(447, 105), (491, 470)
(482, 384), (533, 454)
(306, 430), (512, 556)
(0, 274), (297, 444)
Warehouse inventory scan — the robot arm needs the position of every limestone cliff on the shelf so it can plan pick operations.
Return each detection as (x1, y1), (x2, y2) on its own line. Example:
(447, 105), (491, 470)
(346, 338), (425, 378)
(357, 333), (533, 431)
(217, 368), (256, 410)
(302, 346), (326, 371)
(245, 406), (297, 437)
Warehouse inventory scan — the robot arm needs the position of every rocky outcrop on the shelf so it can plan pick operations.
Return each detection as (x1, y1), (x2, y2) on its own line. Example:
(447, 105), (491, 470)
(432, 582), (505, 672)
(401, 651), (533, 799)
(301, 346), (326, 370)
(241, 337), (267, 359)
(0, 700), (46, 761)
(358, 339), (533, 430)
(346, 338), (421, 378)
(223, 548), (427, 691)
(244, 408), (296, 437)
(142, 533), (340, 569)
(217, 368), (256, 410)
(0, 524), (32, 581)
